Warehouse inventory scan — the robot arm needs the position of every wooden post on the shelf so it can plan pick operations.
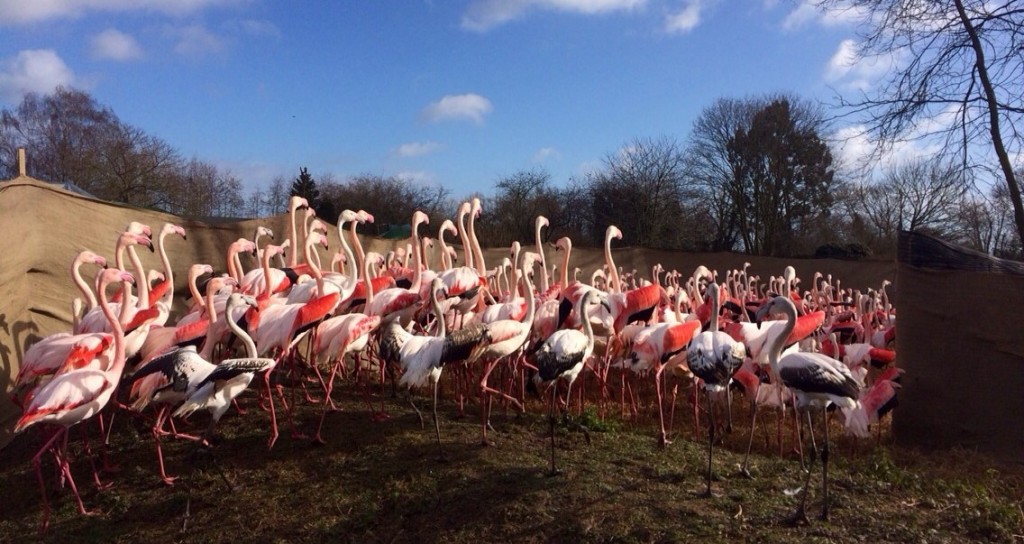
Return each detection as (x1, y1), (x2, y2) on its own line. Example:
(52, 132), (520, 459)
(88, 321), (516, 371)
(17, 148), (26, 176)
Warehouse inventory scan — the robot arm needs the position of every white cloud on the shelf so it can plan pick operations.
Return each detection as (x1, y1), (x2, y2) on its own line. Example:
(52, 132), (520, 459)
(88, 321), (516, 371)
(90, 29), (143, 61)
(0, 49), (75, 103)
(782, 0), (867, 31)
(422, 93), (493, 124)
(394, 141), (444, 158)
(665, 1), (703, 34)
(0, 0), (245, 25)
(532, 147), (561, 162)
(172, 24), (227, 57)
(825, 38), (858, 81)
(831, 122), (944, 176)
(824, 38), (895, 91)
(462, 0), (646, 32)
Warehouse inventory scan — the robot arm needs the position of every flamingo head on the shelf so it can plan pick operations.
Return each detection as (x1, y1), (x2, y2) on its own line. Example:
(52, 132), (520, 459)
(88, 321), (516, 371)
(227, 292), (260, 311)
(310, 219), (328, 234)
(257, 225), (275, 239)
(439, 219), (457, 237)
(126, 221), (152, 238)
(607, 225), (623, 241)
(80, 250), (108, 269)
(536, 215), (549, 229)
(264, 243), (285, 261)
(357, 210), (374, 224)
(338, 209), (359, 228)
(412, 210), (429, 227)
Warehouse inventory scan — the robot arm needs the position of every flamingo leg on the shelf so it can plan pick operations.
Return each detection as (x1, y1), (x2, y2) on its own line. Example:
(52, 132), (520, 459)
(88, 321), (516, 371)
(740, 399), (759, 479)
(313, 360), (344, 445)
(264, 370), (279, 449)
(31, 427), (65, 533)
(654, 366), (670, 447)
(479, 359), (498, 446)
(789, 407), (814, 526)
(698, 388), (717, 498)
(56, 431), (92, 517)
(546, 383), (559, 477)
(152, 407), (177, 485)
(77, 422), (111, 490)
(820, 405), (831, 521)
(432, 375), (447, 463)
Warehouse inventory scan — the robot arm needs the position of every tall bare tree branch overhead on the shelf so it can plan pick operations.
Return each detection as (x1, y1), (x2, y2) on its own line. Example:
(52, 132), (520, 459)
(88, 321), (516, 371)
(818, 0), (1024, 246)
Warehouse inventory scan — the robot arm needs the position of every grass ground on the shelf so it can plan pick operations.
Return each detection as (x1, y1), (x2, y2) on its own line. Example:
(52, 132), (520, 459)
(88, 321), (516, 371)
(1, 372), (1022, 544)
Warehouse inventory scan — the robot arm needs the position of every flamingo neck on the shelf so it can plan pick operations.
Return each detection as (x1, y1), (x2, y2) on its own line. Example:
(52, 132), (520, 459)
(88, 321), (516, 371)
(362, 255), (374, 305)
(127, 245), (150, 308)
(158, 229), (174, 304)
(510, 244), (521, 298)
(457, 209), (474, 269)
(560, 239), (571, 288)
(226, 302), (259, 359)
(349, 222), (365, 279)
(205, 285), (219, 324)
(535, 220), (549, 293)
(71, 255), (98, 310)
(468, 206), (486, 276)
(522, 269), (536, 325)
(708, 283), (720, 333)
(261, 248), (275, 297)
(410, 220), (424, 293)
(431, 285), (446, 338)
(604, 232), (621, 293)
(289, 203), (300, 267)
(305, 237), (325, 296)
(765, 299), (797, 376)
(187, 269), (203, 309)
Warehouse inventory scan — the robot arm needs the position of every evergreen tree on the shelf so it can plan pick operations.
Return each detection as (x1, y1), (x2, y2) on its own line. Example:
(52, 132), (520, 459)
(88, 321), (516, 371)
(290, 166), (321, 214)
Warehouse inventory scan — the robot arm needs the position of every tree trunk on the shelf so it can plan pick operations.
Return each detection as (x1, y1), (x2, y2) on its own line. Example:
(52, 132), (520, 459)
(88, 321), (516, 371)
(954, 0), (1024, 250)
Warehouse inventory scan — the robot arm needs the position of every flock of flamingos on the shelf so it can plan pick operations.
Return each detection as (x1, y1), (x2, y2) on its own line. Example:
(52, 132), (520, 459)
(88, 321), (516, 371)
(9, 196), (900, 531)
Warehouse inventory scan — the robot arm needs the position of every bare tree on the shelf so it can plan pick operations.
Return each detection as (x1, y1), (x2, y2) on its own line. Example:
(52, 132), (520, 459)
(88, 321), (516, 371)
(848, 158), (970, 252)
(476, 169), (564, 248)
(819, 0), (1024, 248)
(0, 86), (116, 185)
(587, 136), (690, 249)
(683, 97), (764, 251)
(92, 123), (180, 209)
(318, 174), (450, 236)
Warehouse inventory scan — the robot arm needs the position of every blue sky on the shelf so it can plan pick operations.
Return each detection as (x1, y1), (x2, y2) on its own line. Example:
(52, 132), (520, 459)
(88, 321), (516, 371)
(0, 0), (880, 197)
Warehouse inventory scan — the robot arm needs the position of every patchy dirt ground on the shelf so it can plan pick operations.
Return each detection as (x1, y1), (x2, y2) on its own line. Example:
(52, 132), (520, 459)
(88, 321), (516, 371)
(0, 375), (1021, 544)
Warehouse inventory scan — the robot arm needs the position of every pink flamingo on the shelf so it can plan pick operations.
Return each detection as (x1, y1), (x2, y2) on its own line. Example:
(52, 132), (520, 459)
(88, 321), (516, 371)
(14, 268), (134, 532)
(474, 260), (537, 446)
(13, 251), (109, 403)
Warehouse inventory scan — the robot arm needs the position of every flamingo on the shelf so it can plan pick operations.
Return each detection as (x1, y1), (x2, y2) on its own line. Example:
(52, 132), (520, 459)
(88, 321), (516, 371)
(77, 231), (153, 334)
(531, 288), (607, 476)
(14, 268), (134, 532)
(13, 251), (109, 403)
(173, 293), (276, 445)
(384, 277), (492, 459)
(686, 282), (746, 497)
(474, 260), (538, 446)
(755, 295), (869, 524)
(146, 223), (187, 310)
(627, 319), (702, 447)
